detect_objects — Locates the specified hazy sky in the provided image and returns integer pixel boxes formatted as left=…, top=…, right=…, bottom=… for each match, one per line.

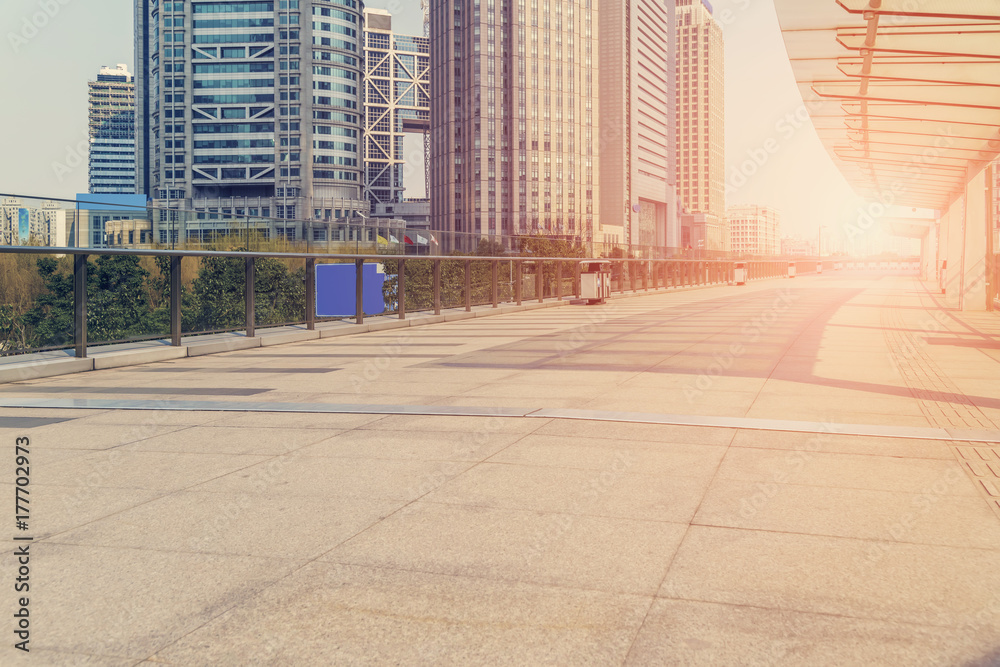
left=0, top=0, right=892, bottom=250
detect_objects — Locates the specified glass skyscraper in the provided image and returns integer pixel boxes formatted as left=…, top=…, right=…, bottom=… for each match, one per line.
left=135, top=0, right=368, bottom=243
left=89, top=64, right=137, bottom=195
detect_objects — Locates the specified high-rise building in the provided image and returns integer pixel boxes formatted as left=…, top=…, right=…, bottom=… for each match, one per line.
left=429, top=0, right=602, bottom=251
left=1, top=199, right=67, bottom=247
left=676, top=0, right=725, bottom=252
left=727, top=204, right=780, bottom=256
left=135, top=0, right=368, bottom=243
left=599, top=0, right=678, bottom=251
left=89, top=64, right=137, bottom=195
left=362, top=9, right=430, bottom=207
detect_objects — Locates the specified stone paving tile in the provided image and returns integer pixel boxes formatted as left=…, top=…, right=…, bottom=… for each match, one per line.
left=0, top=542, right=303, bottom=660
left=69, top=410, right=227, bottom=426
left=694, top=478, right=1000, bottom=550
left=0, top=481, right=166, bottom=539
left=127, top=425, right=341, bottom=456
left=0, top=648, right=139, bottom=666
left=625, top=598, right=990, bottom=667
left=50, top=490, right=401, bottom=560
left=190, top=454, right=474, bottom=501
left=715, top=446, right=977, bottom=495
left=16, top=423, right=193, bottom=451
left=205, top=411, right=386, bottom=429
left=151, top=563, right=649, bottom=666
left=424, top=462, right=711, bottom=523
left=357, top=414, right=548, bottom=434
left=659, top=526, right=1000, bottom=627
left=36, top=450, right=268, bottom=491
left=324, top=501, right=686, bottom=595
left=296, top=428, right=525, bottom=462
left=489, top=434, right=726, bottom=478
left=533, top=419, right=737, bottom=446
left=729, top=429, right=953, bottom=459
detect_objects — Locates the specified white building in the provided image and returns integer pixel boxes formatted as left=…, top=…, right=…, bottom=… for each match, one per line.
left=89, top=64, right=137, bottom=195
left=728, top=204, right=780, bottom=256
left=1, top=199, right=67, bottom=247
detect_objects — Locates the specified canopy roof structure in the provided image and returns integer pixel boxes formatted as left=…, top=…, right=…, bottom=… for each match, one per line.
left=774, top=0, right=1000, bottom=212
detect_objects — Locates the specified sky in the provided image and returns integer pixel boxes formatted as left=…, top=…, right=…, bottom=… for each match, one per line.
left=0, top=0, right=906, bottom=253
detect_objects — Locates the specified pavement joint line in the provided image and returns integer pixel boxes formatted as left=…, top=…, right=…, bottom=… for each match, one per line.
left=4, top=397, right=1000, bottom=444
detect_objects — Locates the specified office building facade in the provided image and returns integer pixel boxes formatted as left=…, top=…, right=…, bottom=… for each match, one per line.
left=727, top=204, right=780, bottom=256
left=1, top=199, right=67, bottom=247
left=676, top=0, right=725, bottom=251
left=429, top=0, right=602, bottom=250
left=135, top=0, right=368, bottom=243
left=89, top=64, right=137, bottom=195
left=362, top=8, right=430, bottom=207
left=599, top=0, right=678, bottom=251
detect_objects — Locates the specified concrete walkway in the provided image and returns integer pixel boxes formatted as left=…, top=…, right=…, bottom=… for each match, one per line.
left=2, top=273, right=999, bottom=665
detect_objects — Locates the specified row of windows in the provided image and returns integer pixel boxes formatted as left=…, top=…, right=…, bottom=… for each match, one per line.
left=194, top=139, right=275, bottom=149
left=313, top=65, right=356, bottom=80
left=312, top=36, right=356, bottom=52
left=311, top=6, right=355, bottom=22
left=192, top=93, right=274, bottom=104
left=313, top=96, right=356, bottom=109
left=312, top=22, right=356, bottom=37
left=313, top=140, right=355, bottom=151
left=193, top=154, right=274, bottom=164
left=193, top=2, right=273, bottom=13
left=313, top=169, right=358, bottom=181
left=314, top=81, right=355, bottom=94
left=193, top=33, right=273, bottom=44
left=193, top=18, right=273, bottom=29
left=193, top=78, right=274, bottom=89
left=313, top=155, right=357, bottom=166
left=314, top=124, right=356, bottom=137
left=194, top=61, right=274, bottom=73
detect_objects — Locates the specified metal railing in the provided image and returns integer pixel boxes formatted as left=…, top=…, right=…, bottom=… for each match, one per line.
left=0, top=245, right=797, bottom=358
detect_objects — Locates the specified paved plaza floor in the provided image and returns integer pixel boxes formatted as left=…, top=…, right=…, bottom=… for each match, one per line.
left=2, top=273, right=1000, bottom=665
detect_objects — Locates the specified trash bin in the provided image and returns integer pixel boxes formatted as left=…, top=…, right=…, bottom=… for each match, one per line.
left=580, top=260, right=612, bottom=304
left=817, top=262, right=824, bottom=274
left=734, top=262, right=747, bottom=286
left=788, top=261, right=797, bottom=279
left=835, top=262, right=843, bottom=271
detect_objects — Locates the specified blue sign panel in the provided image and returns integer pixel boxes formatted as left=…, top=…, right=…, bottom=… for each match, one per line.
left=316, top=263, right=386, bottom=318
left=17, top=209, right=30, bottom=244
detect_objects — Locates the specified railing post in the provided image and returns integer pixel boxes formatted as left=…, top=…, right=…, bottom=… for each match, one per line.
left=305, top=257, right=316, bottom=330
left=398, top=258, right=406, bottom=319
left=245, top=256, right=256, bottom=337
left=170, top=254, right=182, bottom=346
left=491, top=260, right=499, bottom=308
left=355, top=258, right=364, bottom=325
left=631, top=261, right=637, bottom=292
left=515, top=260, right=522, bottom=305
left=536, top=260, right=544, bottom=303
left=556, top=261, right=563, bottom=300
left=73, top=253, right=88, bottom=358
left=644, top=261, right=649, bottom=291
left=465, top=259, right=472, bottom=311
left=574, top=261, right=582, bottom=298
left=433, top=259, right=442, bottom=315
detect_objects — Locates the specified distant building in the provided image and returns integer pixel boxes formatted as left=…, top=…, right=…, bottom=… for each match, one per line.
left=363, top=9, right=430, bottom=207
left=676, top=0, right=726, bottom=251
left=134, top=0, right=369, bottom=243
left=599, top=0, right=678, bottom=250
left=728, top=205, right=780, bottom=256
left=72, top=194, right=151, bottom=248
left=88, top=64, right=136, bottom=195
left=430, top=0, right=603, bottom=250
left=0, top=198, right=67, bottom=247
left=781, top=236, right=816, bottom=257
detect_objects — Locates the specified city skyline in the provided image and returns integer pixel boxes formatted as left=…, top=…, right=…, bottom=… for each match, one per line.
left=0, top=0, right=887, bottom=250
